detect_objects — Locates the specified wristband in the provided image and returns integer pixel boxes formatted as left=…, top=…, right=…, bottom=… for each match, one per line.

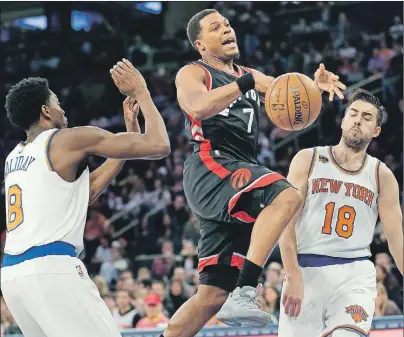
left=236, top=73, right=255, bottom=94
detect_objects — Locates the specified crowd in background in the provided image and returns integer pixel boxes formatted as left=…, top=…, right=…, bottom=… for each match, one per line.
left=1, top=2, right=403, bottom=334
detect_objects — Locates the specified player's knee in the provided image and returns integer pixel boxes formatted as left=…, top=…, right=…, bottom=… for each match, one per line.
left=330, top=329, right=362, bottom=337
left=195, top=286, right=228, bottom=314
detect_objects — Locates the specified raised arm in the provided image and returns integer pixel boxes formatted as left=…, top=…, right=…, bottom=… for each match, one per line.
left=88, top=97, right=140, bottom=205
left=278, top=148, right=314, bottom=317
left=49, top=59, right=170, bottom=182
left=377, top=162, right=403, bottom=275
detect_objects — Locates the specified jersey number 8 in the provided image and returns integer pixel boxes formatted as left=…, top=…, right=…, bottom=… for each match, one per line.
left=321, top=202, right=356, bottom=239
left=7, top=185, right=24, bottom=232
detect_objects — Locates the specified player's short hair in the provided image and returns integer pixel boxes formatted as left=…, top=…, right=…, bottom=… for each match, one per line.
left=186, top=9, right=218, bottom=48
left=345, top=89, right=386, bottom=126
left=5, top=77, right=51, bottom=130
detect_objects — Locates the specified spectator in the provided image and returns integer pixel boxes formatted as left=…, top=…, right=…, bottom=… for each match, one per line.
left=84, top=209, right=110, bottom=262
left=167, top=280, right=188, bottom=316
left=171, top=267, right=194, bottom=298
left=259, top=285, right=281, bottom=321
left=152, top=280, right=174, bottom=316
left=374, top=283, right=402, bottom=316
left=112, top=290, right=142, bottom=329
left=265, top=262, right=283, bottom=292
left=151, top=240, right=177, bottom=279
left=93, top=275, right=110, bottom=297
left=389, top=16, right=404, bottom=41
left=135, top=293, right=169, bottom=329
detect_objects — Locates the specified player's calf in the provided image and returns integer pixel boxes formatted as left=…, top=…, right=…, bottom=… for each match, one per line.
left=163, top=285, right=228, bottom=337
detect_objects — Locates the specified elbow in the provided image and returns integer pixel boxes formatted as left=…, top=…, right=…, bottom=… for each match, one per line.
left=152, top=141, right=171, bottom=159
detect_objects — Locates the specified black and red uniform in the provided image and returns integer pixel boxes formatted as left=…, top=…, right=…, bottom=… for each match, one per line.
left=181, top=60, right=292, bottom=291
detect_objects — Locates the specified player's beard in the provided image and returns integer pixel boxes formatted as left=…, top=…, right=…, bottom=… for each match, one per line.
left=342, top=131, right=372, bottom=150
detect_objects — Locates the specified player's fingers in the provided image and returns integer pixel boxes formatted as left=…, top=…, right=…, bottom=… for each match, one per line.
left=334, top=87, right=344, bottom=100
left=286, top=300, right=296, bottom=316
left=331, top=74, right=339, bottom=81
left=329, top=84, right=335, bottom=101
left=112, top=64, right=124, bottom=75
left=319, top=63, right=325, bottom=74
left=123, top=97, right=130, bottom=105
left=122, top=58, right=135, bottom=70
left=293, top=302, right=302, bottom=317
left=337, top=81, right=347, bottom=90
left=118, top=61, right=131, bottom=72
left=133, top=103, right=140, bottom=112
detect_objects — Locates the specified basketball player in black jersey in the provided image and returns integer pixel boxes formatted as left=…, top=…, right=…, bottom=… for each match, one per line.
left=161, top=9, right=346, bottom=336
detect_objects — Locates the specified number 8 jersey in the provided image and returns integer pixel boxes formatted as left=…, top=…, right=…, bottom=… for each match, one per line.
left=296, top=146, right=380, bottom=258
left=3, top=129, right=89, bottom=256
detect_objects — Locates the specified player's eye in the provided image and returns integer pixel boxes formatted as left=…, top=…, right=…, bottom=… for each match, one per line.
left=213, top=26, right=219, bottom=31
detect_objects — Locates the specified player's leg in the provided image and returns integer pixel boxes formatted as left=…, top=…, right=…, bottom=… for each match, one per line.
left=10, top=258, right=121, bottom=337
left=278, top=266, right=324, bottom=337
left=163, top=265, right=238, bottom=337
left=1, top=279, right=47, bottom=337
left=218, top=179, right=303, bottom=326
left=319, top=261, right=376, bottom=337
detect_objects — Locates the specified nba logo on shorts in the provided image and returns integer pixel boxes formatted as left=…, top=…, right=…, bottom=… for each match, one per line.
left=76, top=265, right=84, bottom=277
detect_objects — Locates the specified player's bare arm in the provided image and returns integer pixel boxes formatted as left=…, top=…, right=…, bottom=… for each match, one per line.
left=176, top=64, right=243, bottom=121
left=377, top=162, right=403, bottom=275
left=49, top=59, right=170, bottom=182
left=88, top=97, right=140, bottom=205
left=278, top=148, right=313, bottom=317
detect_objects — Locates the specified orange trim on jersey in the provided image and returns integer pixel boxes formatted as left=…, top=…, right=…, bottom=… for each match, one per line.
left=375, top=160, right=381, bottom=194
left=308, top=147, right=317, bottom=178
left=44, top=129, right=60, bottom=171
left=228, top=172, right=286, bottom=222
left=328, top=146, right=368, bottom=175
left=193, top=63, right=212, bottom=91
left=321, top=324, right=370, bottom=337
left=200, top=60, right=243, bottom=78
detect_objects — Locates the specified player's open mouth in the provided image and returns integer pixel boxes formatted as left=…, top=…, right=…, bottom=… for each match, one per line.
left=222, top=37, right=237, bottom=48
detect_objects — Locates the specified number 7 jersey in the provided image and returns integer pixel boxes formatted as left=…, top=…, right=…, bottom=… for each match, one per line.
left=296, top=146, right=380, bottom=258
left=3, top=129, right=89, bottom=256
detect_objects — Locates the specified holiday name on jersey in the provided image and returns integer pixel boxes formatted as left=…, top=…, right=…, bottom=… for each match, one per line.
left=4, top=156, right=36, bottom=179
left=311, top=178, right=375, bottom=207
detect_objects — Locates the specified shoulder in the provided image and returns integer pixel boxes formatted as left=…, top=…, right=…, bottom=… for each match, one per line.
left=292, top=148, right=317, bottom=164
left=378, top=161, right=397, bottom=186
left=176, top=63, right=206, bottom=83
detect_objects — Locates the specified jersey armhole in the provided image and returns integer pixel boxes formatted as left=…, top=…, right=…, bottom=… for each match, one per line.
left=45, top=129, right=61, bottom=171
left=308, top=147, right=317, bottom=178
left=375, top=160, right=381, bottom=194
left=192, top=63, right=212, bottom=91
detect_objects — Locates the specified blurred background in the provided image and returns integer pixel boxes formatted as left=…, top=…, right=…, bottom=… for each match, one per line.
left=0, top=1, right=403, bottom=336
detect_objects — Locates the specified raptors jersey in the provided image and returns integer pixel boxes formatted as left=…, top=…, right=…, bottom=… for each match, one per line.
left=3, top=129, right=89, bottom=256
left=181, top=60, right=261, bottom=164
left=296, top=146, right=380, bottom=258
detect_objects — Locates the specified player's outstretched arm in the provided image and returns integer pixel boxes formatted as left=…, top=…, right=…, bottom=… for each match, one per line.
left=278, top=148, right=313, bottom=317
left=88, top=97, right=140, bottom=205
left=176, top=64, right=273, bottom=121
left=377, top=163, right=403, bottom=275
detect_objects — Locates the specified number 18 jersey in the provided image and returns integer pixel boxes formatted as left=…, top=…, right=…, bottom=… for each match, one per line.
left=296, top=146, right=380, bottom=258
left=3, top=129, right=89, bottom=256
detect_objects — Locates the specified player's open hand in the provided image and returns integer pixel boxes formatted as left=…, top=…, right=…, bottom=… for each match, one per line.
left=314, top=63, right=346, bottom=101
left=110, top=58, right=148, bottom=98
left=282, top=272, right=304, bottom=317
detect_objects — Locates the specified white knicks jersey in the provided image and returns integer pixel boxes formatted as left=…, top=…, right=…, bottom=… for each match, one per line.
left=4, top=129, right=89, bottom=255
left=296, top=146, right=380, bottom=258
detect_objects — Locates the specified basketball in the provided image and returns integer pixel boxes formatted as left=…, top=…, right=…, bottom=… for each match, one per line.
left=264, top=73, right=322, bottom=131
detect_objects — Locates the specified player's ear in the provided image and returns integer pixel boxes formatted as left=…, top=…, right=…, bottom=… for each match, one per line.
left=41, top=105, right=52, bottom=119
left=373, top=126, right=381, bottom=138
left=194, top=40, right=205, bottom=52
